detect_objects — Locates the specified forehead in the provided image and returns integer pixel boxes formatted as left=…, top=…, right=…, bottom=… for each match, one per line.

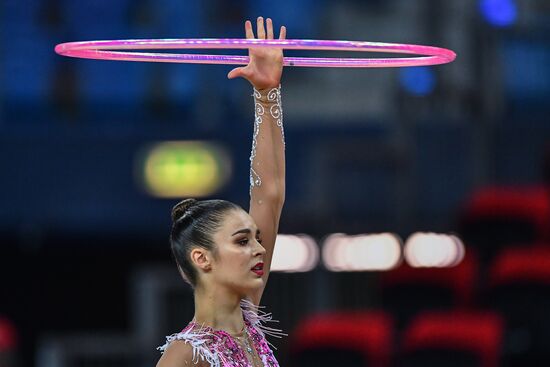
left=221, top=209, right=257, bottom=231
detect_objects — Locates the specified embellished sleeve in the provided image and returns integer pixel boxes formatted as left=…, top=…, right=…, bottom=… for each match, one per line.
left=157, top=327, right=221, bottom=367
left=248, top=84, right=285, bottom=196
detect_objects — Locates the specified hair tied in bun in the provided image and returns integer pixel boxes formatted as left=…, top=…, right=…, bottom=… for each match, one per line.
left=171, top=198, right=197, bottom=222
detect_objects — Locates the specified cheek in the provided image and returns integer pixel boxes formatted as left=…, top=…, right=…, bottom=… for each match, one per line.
left=219, top=248, right=250, bottom=269
left=235, top=250, right=251, bottom=268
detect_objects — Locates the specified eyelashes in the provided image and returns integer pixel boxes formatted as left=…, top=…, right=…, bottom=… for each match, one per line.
left=237, top=237, right=263, bottom=246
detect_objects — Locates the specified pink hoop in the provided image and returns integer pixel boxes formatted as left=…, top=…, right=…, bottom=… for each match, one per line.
left=55, top=38, right=456, bottom=68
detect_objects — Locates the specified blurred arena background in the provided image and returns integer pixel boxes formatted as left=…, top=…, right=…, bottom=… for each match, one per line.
left=1, top=0, right=550, bottom=366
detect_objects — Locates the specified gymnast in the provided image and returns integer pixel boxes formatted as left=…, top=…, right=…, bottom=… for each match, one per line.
left=51, top=12, right=458, bottom=367
left=156, top=17, right=287, bottom=367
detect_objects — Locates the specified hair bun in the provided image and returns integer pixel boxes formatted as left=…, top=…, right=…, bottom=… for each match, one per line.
left=171, top=198, right=197, bottom=222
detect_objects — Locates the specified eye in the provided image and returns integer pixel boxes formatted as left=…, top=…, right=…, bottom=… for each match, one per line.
left=237, top=238, right=249, bottom=246
left=256, top=236, right=263, bottom=244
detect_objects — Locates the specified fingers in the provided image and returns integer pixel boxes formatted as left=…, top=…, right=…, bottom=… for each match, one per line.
left=266, top=18, right=274, bottom=39
left=256, top=17, right=266, bottom=39
left=247, top=17, right=283, bottom=40
left=279, top=25, right=286, bottom=40
left=245, top=20, right=255, bottom=39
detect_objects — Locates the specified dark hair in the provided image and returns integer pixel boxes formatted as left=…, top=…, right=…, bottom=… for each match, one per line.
left=170, top=198, right=241, bottom=288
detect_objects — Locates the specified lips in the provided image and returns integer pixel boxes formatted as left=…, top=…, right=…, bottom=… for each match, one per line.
left=251, top=262, right=264, bottom=276
left=251, top=262, right=264, bottom=270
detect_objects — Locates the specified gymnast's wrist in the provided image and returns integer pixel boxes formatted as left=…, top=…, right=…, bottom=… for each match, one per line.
left=253, top=84, right=282, bottom=103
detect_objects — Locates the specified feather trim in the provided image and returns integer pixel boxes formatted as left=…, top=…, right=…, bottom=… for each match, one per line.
left=240, top=298, right=288, bottom=350
left=157, top=325, right=221, bottom=367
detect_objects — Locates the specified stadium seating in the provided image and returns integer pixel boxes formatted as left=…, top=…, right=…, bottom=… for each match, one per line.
left=0, top=317, right=17, bottom=367
left=290, top=310, right=393, bottom=367
left=458, top=186, right=550, bottom=261
left=380, top=251, right=478, bottom=327
left=397, top=311, right=503, bottom=367
left=484, top=246, right=550, bottom=365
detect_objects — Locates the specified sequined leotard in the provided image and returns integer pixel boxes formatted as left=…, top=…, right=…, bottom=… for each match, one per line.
left=158, top=299, right=286, bottom=367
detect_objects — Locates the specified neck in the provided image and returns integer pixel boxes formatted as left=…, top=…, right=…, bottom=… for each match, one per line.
left=192, top=284, right=246, bottom=336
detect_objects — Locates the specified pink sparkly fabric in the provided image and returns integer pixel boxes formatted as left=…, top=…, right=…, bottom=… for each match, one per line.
left=158, top=299, right=286, bottom=367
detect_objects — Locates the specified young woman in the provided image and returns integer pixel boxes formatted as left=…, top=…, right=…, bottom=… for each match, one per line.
left=156, top=17, right=287, bottom=367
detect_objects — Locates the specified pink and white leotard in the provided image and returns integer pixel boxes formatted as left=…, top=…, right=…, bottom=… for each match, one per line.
left=158, top=299, right=286, bottom=367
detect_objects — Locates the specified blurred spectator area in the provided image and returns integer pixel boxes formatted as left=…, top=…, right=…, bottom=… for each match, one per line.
left=1, top=0, right=549, bottom=132
left=2, top=1, right=550, bottom=367
left=1, top=0, right=327, bottom=123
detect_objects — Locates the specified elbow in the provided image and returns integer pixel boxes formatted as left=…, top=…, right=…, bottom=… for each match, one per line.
left=275, top=189, right=286, bottom=210
left=264, top=182, right=285, bottom=208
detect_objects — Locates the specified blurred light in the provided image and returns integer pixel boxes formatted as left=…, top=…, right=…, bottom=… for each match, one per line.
left=271, top=234, right=319, bottom=272
left=136, top=141, right=231, bottom=198
left=399, top=66, right=436, bottom=96
left=322, top=233, right=347, bottom=271
left=404, top=232, right=465, bottom=268
left=323, top=233, right=402, bottom=272
left=479, top=0, right=517, bottom=27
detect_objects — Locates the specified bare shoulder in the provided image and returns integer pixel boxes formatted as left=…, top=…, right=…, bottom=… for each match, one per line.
left=156, top=340, right=208, bottom=367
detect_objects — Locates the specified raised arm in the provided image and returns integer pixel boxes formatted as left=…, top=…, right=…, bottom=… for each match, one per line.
left=227, top=17, right=286, bottom=306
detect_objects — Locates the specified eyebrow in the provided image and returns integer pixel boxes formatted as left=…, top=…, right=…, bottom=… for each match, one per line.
left=231, top=228, right=261, bottom=236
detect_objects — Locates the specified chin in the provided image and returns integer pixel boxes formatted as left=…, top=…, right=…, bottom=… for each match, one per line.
left=228, top=279, right=263, bottom=295
left=240, top=278, right=264, bottom=293
left=251, top=278, right=265, bottom=286
left=246, top=277, right=264, bottom=287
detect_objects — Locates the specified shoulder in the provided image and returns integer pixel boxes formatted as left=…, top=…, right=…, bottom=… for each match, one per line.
left=156, top=340, right=204, bottom=367
left=157, top=327, right=221, bottom=367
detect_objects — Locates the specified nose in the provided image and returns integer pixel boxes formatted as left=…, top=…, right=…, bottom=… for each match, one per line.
left=254, top=239, right=266, bottom=256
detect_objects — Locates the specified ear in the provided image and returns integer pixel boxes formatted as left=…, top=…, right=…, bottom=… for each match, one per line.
left=190, top=248, right=212, bottom=271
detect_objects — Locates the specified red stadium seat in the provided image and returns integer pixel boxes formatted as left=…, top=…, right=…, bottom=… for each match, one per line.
left=488, top=246, right=550, bottom=287
left=380, top=251, right=478, bottom=327
left=289, top=311, right=393, bottom=367
left=0, top=317, right=17, bottom=352
left=0, top=317, right=17, bottom=367
left=459, top=186, right=550, bottom=260
left=399, top=311, right=504, bottom=367
left=484, top=246, right=550, bottom=365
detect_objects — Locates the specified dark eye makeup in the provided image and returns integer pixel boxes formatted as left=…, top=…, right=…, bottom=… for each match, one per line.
left=236, top=235, right=262, bottom=246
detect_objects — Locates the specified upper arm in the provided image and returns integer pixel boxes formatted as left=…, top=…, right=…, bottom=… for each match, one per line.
left=156, top=340, right=199, bottom=367
left=248, top=195, right=284, bottom=306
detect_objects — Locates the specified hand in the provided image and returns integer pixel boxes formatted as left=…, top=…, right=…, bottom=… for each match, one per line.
left=227, top=17, right=286, bottom=90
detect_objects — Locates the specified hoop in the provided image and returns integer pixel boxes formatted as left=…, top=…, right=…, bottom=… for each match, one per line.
left=54, top=38, right=456, bottom=68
